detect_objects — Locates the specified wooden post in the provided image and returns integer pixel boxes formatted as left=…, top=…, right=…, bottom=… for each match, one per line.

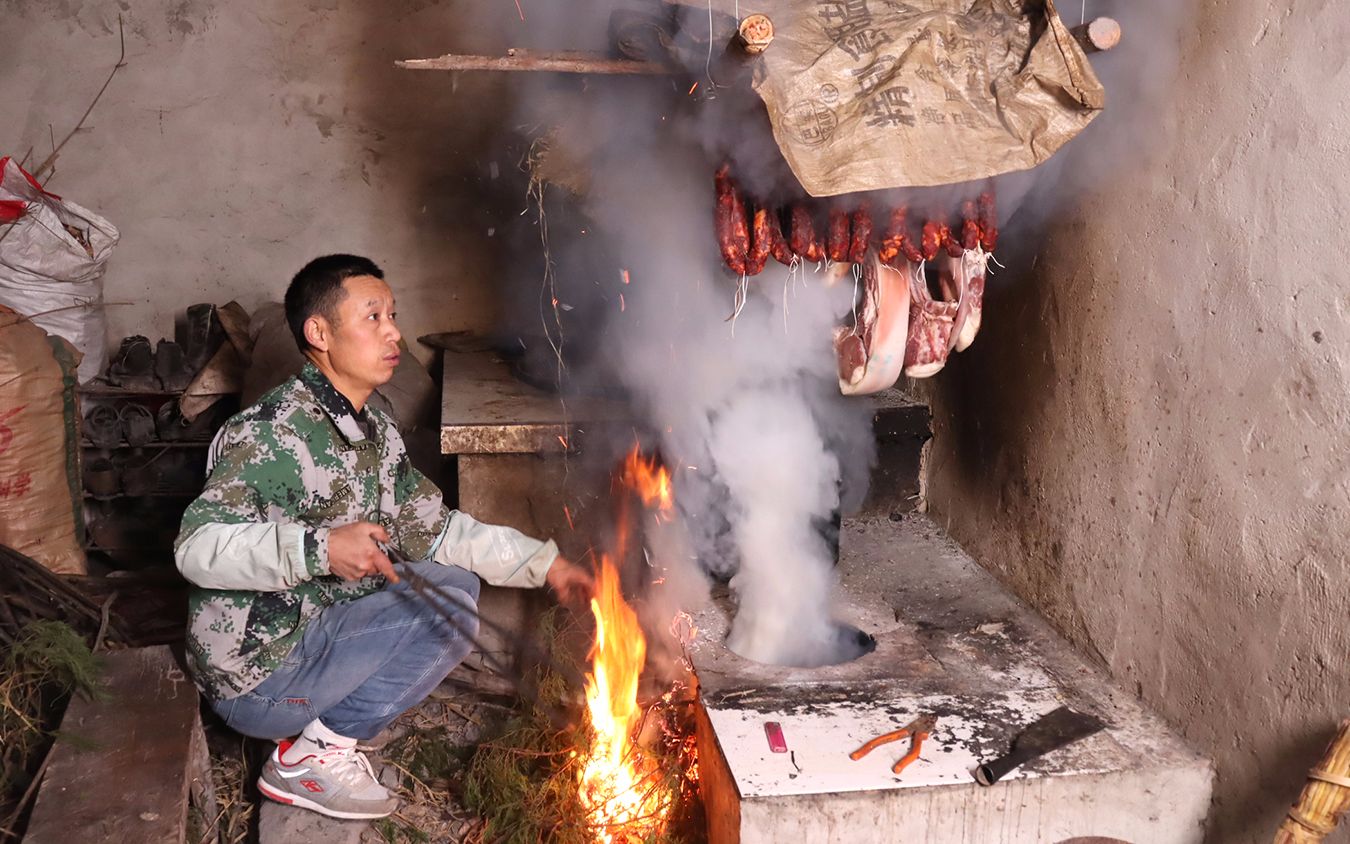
left=1274, top=720, right=1350, bottom=843
left=1070, top=17, right=1121, bottom=53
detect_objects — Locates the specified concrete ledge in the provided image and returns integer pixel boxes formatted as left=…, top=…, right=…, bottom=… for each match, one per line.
left=689, top=515, right=1214, bottom=844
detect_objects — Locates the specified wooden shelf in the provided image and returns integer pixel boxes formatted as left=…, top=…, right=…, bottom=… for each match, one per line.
left=81, top=439, right=211, bottom=449
left=84, top=490, right=199, bottom=501
left=78, top=383, right=182, bottom=397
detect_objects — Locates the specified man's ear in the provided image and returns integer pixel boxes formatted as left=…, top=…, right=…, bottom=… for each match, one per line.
left=304, top=314, right=331, bottom=352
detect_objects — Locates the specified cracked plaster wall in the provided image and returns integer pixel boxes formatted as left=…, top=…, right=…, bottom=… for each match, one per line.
left=0, top=0, right=531, bottom=359
left=921, top=2, right=1349, bottom=841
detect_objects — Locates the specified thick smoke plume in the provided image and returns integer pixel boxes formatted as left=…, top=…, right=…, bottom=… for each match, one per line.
left=533, top=81, right=874, bottom=667
left=484, top=14, right=876, bottom=666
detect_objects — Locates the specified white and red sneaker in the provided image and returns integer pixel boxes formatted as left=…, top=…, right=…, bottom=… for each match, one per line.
left=256, top=739, right=398, bottom=819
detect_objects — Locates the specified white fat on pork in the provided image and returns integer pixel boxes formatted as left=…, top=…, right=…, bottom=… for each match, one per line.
left=835, top=253, right=911, bottom=395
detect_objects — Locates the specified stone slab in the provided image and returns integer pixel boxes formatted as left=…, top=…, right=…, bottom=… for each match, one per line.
left=258, top=800, right=369, bottom=844
left=439, top=350, right=630, bottom=455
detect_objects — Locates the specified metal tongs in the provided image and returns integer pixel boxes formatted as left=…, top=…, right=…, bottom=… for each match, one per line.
left=377, top=540, right=578, bottom=726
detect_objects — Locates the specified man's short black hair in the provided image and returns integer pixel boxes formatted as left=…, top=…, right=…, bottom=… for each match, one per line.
left=284, top=254, right=384, bottom=352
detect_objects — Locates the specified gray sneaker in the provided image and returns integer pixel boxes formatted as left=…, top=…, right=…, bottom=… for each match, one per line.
left=256, top=740, right=399, bottom=820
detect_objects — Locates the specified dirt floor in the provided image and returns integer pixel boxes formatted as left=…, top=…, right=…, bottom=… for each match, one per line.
left=362, top=686, right=504, bottom=843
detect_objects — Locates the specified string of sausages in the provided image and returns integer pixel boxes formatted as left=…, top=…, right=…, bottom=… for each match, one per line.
left=714, top=162, right=998, bottom=275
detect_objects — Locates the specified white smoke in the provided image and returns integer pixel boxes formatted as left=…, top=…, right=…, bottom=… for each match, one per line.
left=476, top=0, right=1190, bottom=668
left=708, top=383, right=848, bottom=665
left=503, top=65, right=876, bottom=667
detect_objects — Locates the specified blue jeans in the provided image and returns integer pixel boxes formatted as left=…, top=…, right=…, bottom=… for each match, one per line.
left=211, top=561, right=481, bottom=741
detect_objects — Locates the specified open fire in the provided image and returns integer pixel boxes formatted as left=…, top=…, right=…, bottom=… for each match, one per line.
left=577, top=556, right=673, bottom=841
left=575, top=448, right=689, bottom=842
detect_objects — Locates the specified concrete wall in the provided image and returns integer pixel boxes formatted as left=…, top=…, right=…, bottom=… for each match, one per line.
left=1, top=0, right=535, bottom=361
left=922, top=2, right=1350, bottom=841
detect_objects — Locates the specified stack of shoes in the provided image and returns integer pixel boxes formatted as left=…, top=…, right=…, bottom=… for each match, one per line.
left=107, top=336, right=157, bottom=390
left=106, top=305, right=223, bottom=392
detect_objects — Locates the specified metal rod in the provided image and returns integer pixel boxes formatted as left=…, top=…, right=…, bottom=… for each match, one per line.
left=390, top=560, right=578, bottom=727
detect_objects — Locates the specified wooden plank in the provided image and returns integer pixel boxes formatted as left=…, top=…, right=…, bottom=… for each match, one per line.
left=695, top=700, right=741, bottom=844
left=397, top=49, right=669, bottom=75
left=439, top=350, right=631, bottom=455
left=24, top=646, right=201, bottom=844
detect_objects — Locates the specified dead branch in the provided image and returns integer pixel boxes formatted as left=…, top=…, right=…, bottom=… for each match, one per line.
left=32, top=14, right=128, bottom=181
left=396, top=48, right=670, bottom=75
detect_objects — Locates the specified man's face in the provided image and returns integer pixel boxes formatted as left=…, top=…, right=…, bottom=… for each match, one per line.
left=319, top=274, right=401, bottom=394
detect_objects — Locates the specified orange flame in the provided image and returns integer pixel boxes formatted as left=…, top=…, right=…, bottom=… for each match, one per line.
left=575, top=447, right=680, bottom=841
left=578, top=557, right=672, bottom=840
left=622, top=449, right=673, bottom=512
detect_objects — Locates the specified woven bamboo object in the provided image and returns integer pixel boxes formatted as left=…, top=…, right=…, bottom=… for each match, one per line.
left=1275, top=719, right=1350, bottom=843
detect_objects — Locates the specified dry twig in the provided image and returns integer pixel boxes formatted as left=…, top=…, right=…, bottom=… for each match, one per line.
left=32, top=15, right=127, bottom=180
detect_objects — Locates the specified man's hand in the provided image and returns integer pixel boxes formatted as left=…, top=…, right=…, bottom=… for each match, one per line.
left=544, top=556, right=595, bottom=606
left=327, top=521, right=400, bottom=583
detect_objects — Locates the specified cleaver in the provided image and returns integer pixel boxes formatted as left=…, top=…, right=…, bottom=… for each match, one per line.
left=975, top=706, right=1107, bottom=786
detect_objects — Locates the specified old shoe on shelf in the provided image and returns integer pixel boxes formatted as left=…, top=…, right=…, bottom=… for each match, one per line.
left=119, top=452, right=160, bottom=497
left=180, top=304, right=224, bottom=375
left=120, top=404, right=156, bottom=447
left=157, top=396, right=235, bottom=443
left=84, top=404, right=122, bottom=447
left=83, top=457, right=118, bottom=498
left=154, top=339, right=192, bottom=392
left=107, top=335, right=158, bottom=390
left=155, top=400, right=188, bottom=442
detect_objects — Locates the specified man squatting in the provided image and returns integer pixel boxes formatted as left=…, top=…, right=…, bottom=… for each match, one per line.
left=174, top=254, right=594, bottom=819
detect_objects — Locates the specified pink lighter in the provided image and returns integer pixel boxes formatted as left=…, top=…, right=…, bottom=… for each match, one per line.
left=764, top=721, right=788, bottom=753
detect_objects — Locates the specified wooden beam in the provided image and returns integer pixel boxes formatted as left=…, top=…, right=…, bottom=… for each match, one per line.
left=396, top=48, right=671, bottom=75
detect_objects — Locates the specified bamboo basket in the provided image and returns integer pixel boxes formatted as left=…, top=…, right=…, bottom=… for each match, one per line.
left=1275, top=719, right=1350, bottom=843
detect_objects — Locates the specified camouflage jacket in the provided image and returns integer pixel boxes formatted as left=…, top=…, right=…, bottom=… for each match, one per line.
left=175, top=362, right=558, bottom=701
